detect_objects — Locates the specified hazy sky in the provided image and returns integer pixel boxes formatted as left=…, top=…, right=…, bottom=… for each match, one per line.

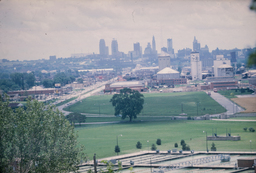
left=0, top=0, right=256, bottom=61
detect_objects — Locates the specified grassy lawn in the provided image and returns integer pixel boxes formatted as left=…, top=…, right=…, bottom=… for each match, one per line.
left=229, top=116, right=256, bottom=120
left=218, top=89, right=254, bottom=99
left=76, top=120, right=256, bottom=160
left=55, top=97, right=78, bottom=107
left=65, top=92, right=226, bottom=116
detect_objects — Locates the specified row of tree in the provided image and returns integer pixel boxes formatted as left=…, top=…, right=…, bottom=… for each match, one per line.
left=0, top=96, right=86, bottom=172
left=42, top=72, right=76, bottom=88
left=0, top=72, right=35, bottom=93
left=0, top=71, right=78, bottom=92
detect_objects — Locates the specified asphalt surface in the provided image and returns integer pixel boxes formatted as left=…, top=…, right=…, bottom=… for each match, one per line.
left=209, top=91, right=245, bottom=115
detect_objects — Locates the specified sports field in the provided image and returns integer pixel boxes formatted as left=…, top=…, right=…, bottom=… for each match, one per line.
left=65, top=91, right=226, bottom=116
left=76, top=119, right=256, bottom=160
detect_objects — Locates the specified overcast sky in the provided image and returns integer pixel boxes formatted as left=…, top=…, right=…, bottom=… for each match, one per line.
left=0, top=0, right=256, bottom=61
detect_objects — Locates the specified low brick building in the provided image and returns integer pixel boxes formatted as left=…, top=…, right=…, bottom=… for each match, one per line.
left=104, top=81, right=147, bottom=93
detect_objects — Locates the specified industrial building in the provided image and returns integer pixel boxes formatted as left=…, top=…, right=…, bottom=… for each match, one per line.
left=104, top=81, right=147, bottom=93
left=213, top=55, right=231, bottom=77
left=190, top=51, right=202, bottom=80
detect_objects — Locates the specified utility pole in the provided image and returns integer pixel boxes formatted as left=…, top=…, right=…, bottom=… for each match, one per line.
left=93, top=153, right=97, bottom=173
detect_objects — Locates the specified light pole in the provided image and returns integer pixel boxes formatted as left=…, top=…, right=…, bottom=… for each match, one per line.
left=203, top=131, right=208, bottom=152
left=116, top=134, right=122, bottom=155
left=147, top=140, right=149, bottom=153
left=250, top=140, right=252, bottom=152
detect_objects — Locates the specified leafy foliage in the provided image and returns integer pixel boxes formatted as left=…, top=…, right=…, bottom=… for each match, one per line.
left=175, top=143, right=178, bottom=148
left=115, top=145, right=120, bottom=153
left=0, top=95, right=86, bottom=173
left=180, top=139, right=185, bottom=146
left=211, top=142, right=217, bottom=151
left=136, top=141, right=142, bottom=149
left=243, top=127, right=248, bottom=131
left=42, top=79, right=54, bottom=88
left=181, top=140, right=190, bottom=151
left=249, top=127, right=255, bottom=132
left=151, top=144, right=157, bottom=151
left=156, top=138, right=161, bottom=145
left=66, top=112, right=86, bottom=126
left=110, top=88, right=144, bottom=121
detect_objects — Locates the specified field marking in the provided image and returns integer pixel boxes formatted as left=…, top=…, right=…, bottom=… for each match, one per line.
left=212, top=119, right=256, bottom=122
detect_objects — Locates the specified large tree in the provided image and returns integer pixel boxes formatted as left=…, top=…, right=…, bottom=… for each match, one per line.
left=110, top=88, right=144, bottom=122
left=0, top=96, right=86, bottom=173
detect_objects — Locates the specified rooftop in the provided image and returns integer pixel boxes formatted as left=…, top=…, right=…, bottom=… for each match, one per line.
left=157, top=67, right=179, bottom=74
left=110, top=81, right=144, bottom=88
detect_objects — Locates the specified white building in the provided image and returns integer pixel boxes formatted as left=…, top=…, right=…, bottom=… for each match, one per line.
left=190, top=52, right=202, bottom=80
left=158, top=51, right=171, bottom=71
left=213, top=55, right=231, bottom=77
left=217, top=65, right=234, bottom=77
left=157, top=67, right=180, bottom=80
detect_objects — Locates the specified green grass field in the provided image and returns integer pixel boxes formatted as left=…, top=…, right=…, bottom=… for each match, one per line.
left=64, top=92, right=226, bottom=117
left=218, top=89, right=254, bottom=99
left=55, top=97, right=78, bottom=107
left=76, top=119, right=256, bottom=160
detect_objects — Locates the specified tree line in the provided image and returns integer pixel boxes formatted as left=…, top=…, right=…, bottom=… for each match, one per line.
left=0, top=72, right=77, bottom=93
left=0, top=96, right=86, bottom=172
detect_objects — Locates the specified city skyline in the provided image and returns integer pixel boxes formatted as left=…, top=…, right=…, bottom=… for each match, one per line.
left=0, top=0, right=256, bottom=61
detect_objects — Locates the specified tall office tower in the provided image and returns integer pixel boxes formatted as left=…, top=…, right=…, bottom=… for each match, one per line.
left=134, top=42, right=140, bottom=52
left=152, top=36, right=156, bottom=53
left=193, top=36, right=200, bottom=52
left=144, top=43, right=152, bottom=55
left=167, top=38, right=174, bottom=54
left=191, top=51, right=202, bottom=80
left=99, top=39, right=106, bottom=55
left=111, top=39, right=118, bottom=56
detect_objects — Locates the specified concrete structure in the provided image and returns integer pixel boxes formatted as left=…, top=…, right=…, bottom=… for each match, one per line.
left=158, top=52, right=171, bottom=71
left=217, top=64, right=233, bottom=77
left=213, top=55, right=231, bottom=77
left=167, top=38, right=174, bottom=54
left=190, top=51, right=202, bottom=80
left=49, top=55, right=56, bottom=61
left=111, top=39, right=118, bottom=56
left=207, top=135, right=241, bottom=141
left=209, top=80, right=238, bottom=90
left=99, top=39, right=109, bottom=56
left=152, top=36, right=156, bottom=54
left=157, top=67, right=180, bottom=80
left=193, top=36, right=200, bottom=51
left=104, top=81, right=147, bottom=93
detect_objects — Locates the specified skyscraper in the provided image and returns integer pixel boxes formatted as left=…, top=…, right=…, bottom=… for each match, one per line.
left=99, top=39, right=106, bottom=55
left=193, top=36, right=200, bottom=52
left=167, top=38, right=174, bottom=54
left=152, top=36, right=156, bottom=53
left=111, top=39, right=118, bottom=56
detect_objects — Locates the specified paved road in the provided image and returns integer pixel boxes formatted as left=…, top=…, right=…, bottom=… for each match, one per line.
left=209, top=91, right=245, bottom=115
left=57, top=78, right=117, bottom=116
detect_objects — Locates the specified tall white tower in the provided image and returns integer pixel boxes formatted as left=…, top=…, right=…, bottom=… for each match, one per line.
left=158, top=51, right=170, bottom=71
left=191, top=52, right=202, bottom=80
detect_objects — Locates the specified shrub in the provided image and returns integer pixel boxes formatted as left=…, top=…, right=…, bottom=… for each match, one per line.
left=187, top=116, right=192, bottom=120
left=211, top=142, right=216, bottom=151
left=180, top=139, right=185, bottom=146
left=243, top=127, right=247, bottom=131
left=151, top=144, right=157, bottom=151
left=249, top=127, right=255, bottom=132
left=156, top=139, right=161, bottom=145
left=174, top=143, right=178, bottom=148
left=115, top=145, right=120, bottom=153
left=136, top=141, right=142, bottom=149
